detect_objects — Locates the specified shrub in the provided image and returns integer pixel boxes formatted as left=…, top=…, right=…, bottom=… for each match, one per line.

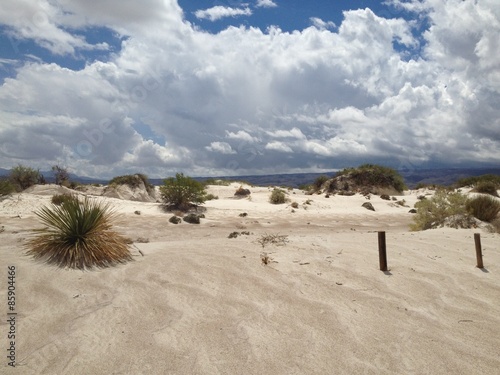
left=473, top=181, right=499, bottom=197
left=0, top=179, right=15, bottom=196
left=160, top=173, right=206, bottom=211
left=234, top=186, right=251, bottom=196
left=51, top=165, right=69, bottom=185
left=256, top=233, right=289, bottom=248
left=312, top=175, right=329, bottom=191
left=336, top=164, right=407, bottom=193
left=456, top=174, right=500, bottom=188
left=25, top=197, right=132, bottom=269
left=205, top=193, right=219, bottom=201
left=466, top=196, right=500, bottom=222
left=269, top=189, right=286, bottom=204
left=410, top=189, right=470, bottom=230
left=51, top=193, right=78, bottom=206
left=109, top=174, right=154, bottom=195
left=291, top=202, right=299, bottom=209
left=9, top=165, right=43, bottom=191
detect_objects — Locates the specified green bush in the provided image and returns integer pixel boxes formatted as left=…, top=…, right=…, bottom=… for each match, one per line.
left=473, top=181, right=499, bottom=197
left=456, top=174, right=500, bottom=188
left=25, top=197, right=132, bottom=269
left=269, top=189, right=286, bottom=204
left=9, top=165, right=43, bottom=191
left=312, top=175, right=329, bottom=191
left=336, top=164, right=407, bottom=193
left=0, top=179, right=15, bottom=196
left=410, top=189, right=470, bottom=230
left=466, top=195, right=500, bottom=222
left=51, top=193, right=78, bottom=206
left=205, top=193, right=219, bottom=201
left=160, top=173, right=207, bottom=211
left=109, top=174, right=154, bottom=195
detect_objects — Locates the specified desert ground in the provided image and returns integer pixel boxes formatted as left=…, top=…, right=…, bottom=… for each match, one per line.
left=1, top=183, right=499, bottom=374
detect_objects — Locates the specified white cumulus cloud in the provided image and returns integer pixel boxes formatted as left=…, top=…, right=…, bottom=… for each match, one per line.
left=194, top=6, right=252, bottom=22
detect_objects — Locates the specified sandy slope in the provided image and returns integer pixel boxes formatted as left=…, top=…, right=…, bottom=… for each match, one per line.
left=0, top=184, right=499, bottom=374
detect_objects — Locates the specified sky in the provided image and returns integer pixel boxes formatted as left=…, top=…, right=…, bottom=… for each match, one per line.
left=0, top=0, right=499, bottom=179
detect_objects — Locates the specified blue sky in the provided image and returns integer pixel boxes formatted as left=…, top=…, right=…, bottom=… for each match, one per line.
left=0, top=0, right=499, bottom=178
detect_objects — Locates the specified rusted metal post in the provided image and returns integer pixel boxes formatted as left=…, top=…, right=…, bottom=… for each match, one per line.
left=474, top=233, right=484, bottom=269
left=378, top=231, right=387, bottom=271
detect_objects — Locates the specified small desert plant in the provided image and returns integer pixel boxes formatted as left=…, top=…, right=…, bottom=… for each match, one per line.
left=466, top=195, right=500, bottom=222
left=291, top=202, right=299, bottom=209
left=0, top=179, right=15, bottom=196
left=109, top=174, right=154, bottom=195
left=51, top=165, right=69, bottom=185
left=51, top=193, right=78, bottom=206
left=269, top=189, right=286, bottom=204
left=9, top=165, right=43, bottom=191
left=234, top=186, right=251, bottom=196
left=205, top=193, right=219, bottom=201
left=25, top=197, right=132, bottom=269
left=410, top=189, right=470, bottom=230
left=160, top=173, right=207, bottom=211
left=472, top=181, right=499, bottom=197
left=256, top=233, right=289, bottom=248
left=260, top=252, right=271, bottom=265
left=312, top=175, right=329, bottom=191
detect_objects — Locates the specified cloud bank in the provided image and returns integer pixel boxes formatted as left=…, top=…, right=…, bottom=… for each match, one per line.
left=0, top=0, right=499, bottom=178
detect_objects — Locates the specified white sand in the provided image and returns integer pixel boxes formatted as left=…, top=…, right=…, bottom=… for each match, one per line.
left=1, top=184, right=499, bottom=374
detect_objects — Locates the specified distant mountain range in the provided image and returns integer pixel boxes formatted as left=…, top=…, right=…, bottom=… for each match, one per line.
left=1, top=167, right=500, bottom=189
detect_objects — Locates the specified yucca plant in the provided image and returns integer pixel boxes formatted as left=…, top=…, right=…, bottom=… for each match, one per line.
left=26, top=197, right=132, bottom=269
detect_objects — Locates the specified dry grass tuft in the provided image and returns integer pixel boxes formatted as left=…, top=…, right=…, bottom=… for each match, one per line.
left=256, top=233, right=289, bottom=248
left=25, top=197, right=132, bottom=270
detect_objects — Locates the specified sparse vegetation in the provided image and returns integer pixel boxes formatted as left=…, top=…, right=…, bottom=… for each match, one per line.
left=410, top=189, right=470, bottom=230
left=291, top=202, right=299, bottom=209
left=9, top=165, right=43, bottom=191
left=312, top=175, right=329, bottom=191
left=472, top=181, right=499, bottom=197
left=205, top=193, right=219, bottom=201
left=109, top=174, right=154, bottom=195
left=256, top=233, right=289, bottom=248
left=336, top=164, right=407, bottom=193
left=466, top=195, right=500, bottom=222
left=269, top=189, right=286, bottom=204
left=51, top=193, right=78, bottom=206
left=51, top=165, right=69, bottom=186
left=25, top=197, right=132, bottom=269
left=456, top=174, right=500, bottom=188
left=0, top=179, right=15, bottom=196
left=260, top=252, right=271, bottom=265
left=183, top=213, right=202, bottom=224
left=160, top=173, right=207, bottom=211
left=234, top=186, right=251, bottom=197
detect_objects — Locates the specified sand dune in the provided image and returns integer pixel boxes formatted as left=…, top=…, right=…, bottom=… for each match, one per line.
left=1, top=184, right=499, bottom=374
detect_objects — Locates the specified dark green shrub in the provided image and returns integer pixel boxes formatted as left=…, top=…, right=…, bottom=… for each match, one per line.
left=0, top=179, right=15, bottom=196
left=466, top=196, right=500, bottom=222
left=51, top=193, right=78, bottom=206
left=25, top=197, right=132, bottom=269
left=109, top=174, right=154, bottom=195
left=160, top=173, right=207, bottom=211
left=9, top=165, right=43, bottom=191
left=312, top=175, right=329, bottom=191
left=473, top=181, right=499, bottom=197
left=269, top=189, right=286, bottom=204
left=410, top=189, right=470, bottom=230
left=205, top=193, right=219, bottom=201
left=456, top=174, right=500, bottom=188
left=336, top=164, right=407, bottom=193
